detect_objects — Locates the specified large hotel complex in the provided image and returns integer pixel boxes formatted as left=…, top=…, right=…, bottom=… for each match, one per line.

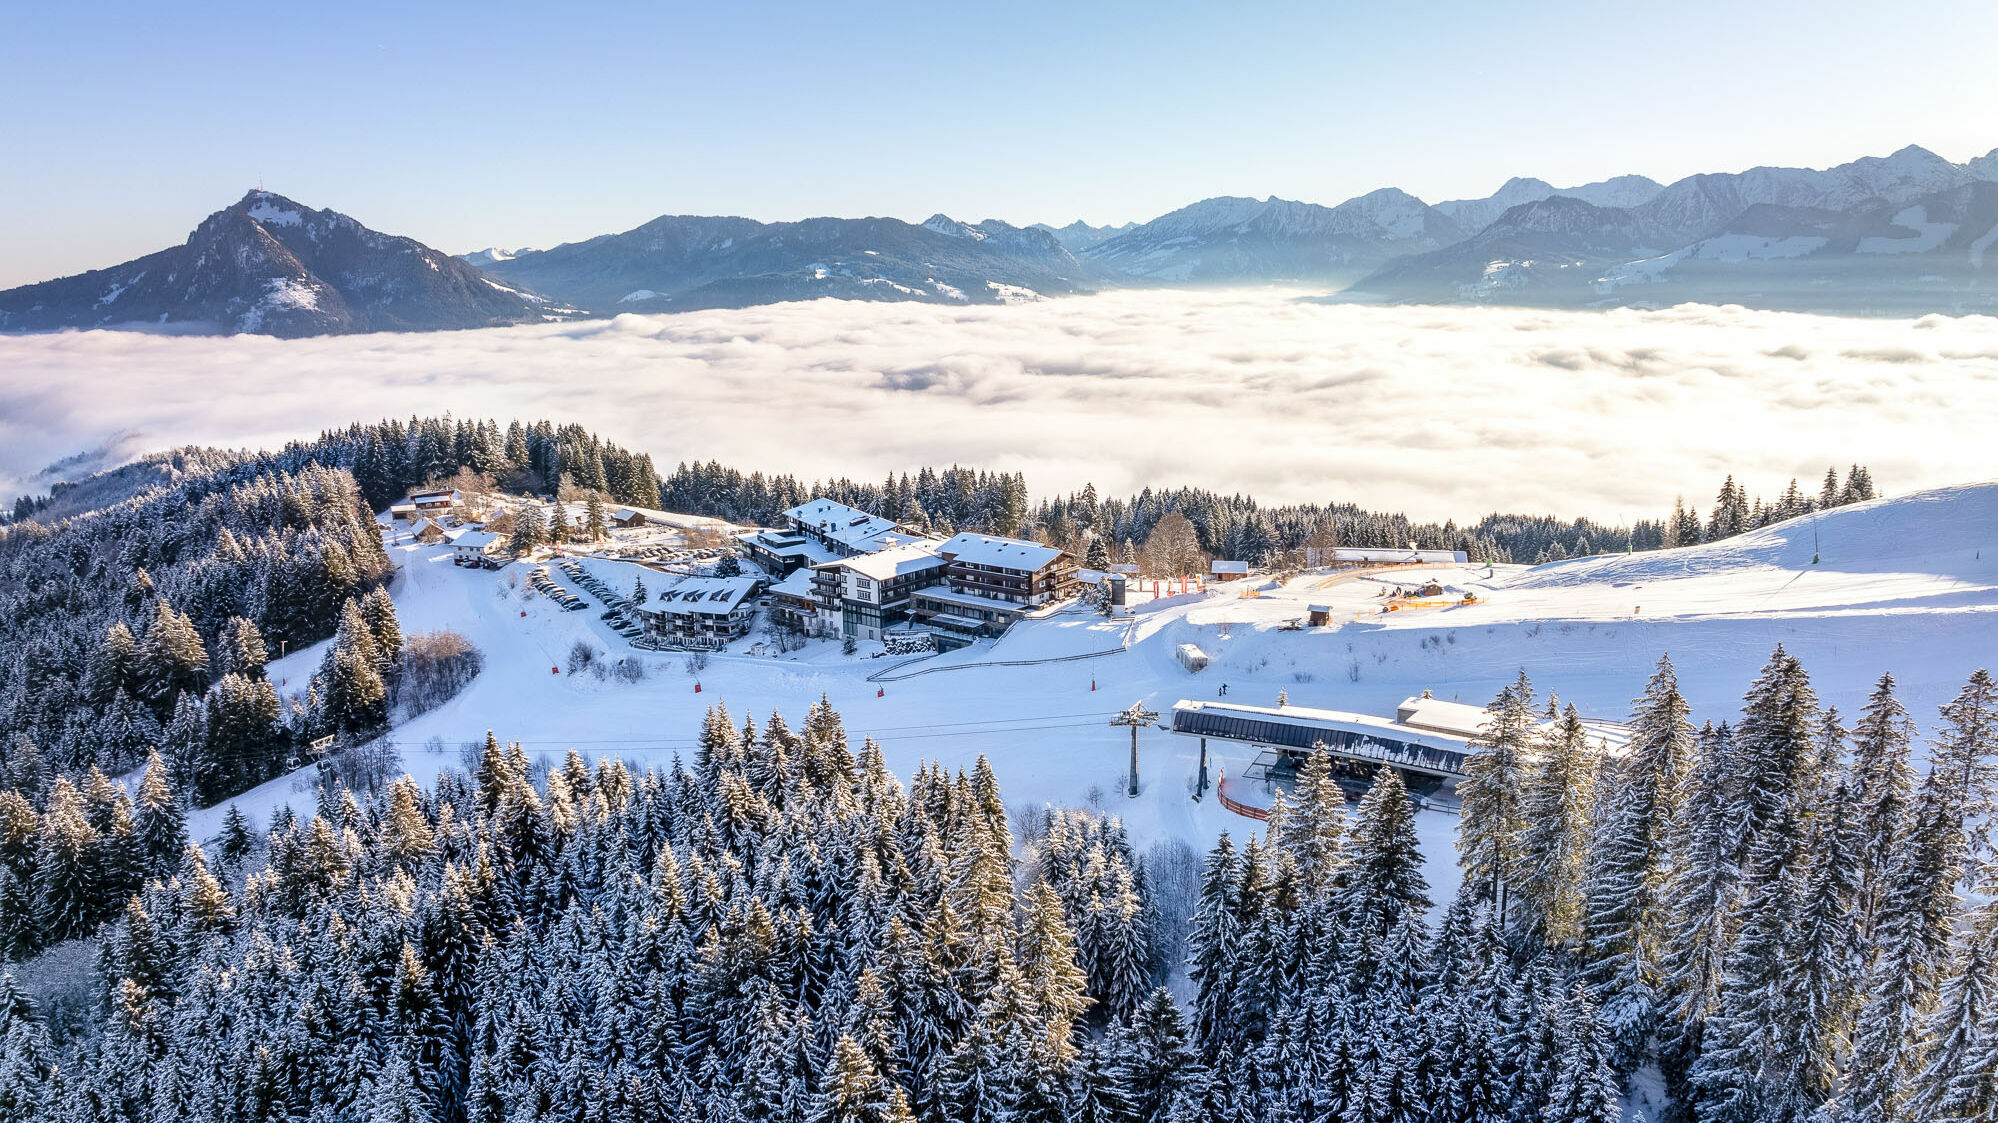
left=743, top=498, right=1081, bottom=647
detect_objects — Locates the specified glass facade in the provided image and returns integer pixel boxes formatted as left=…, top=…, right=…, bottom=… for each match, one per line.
left=1171, top=708, right=1469, bottom=776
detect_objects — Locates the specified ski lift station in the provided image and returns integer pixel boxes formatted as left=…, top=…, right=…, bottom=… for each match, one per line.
left=1170, top=694, right=1628, bottom=799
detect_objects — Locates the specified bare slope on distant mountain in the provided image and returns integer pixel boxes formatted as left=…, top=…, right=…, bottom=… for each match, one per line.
left=0, top=191, right=553, bottom=337
left=1078, top=190, right=1464, bottom=286
left=478, top=212, right=1089, bottom=313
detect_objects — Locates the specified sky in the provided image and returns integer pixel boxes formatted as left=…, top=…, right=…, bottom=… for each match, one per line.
left=3, top=291, right=1993, bottom=524
left=3, top=0, right=1997, bottom=289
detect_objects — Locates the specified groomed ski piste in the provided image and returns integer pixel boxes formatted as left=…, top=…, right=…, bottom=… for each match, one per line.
left=199, top=481, right=1998, bottom=921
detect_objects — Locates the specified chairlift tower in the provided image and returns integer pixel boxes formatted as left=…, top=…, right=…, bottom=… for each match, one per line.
left=1112, top=700, right=1159, bottom=797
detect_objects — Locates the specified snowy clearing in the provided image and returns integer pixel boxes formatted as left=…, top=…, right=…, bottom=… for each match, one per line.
left=198, top=481, right=1998, bottom=917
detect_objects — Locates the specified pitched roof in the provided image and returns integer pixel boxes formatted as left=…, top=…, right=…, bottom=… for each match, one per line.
left=767, top=568, right=820, bottom=599
left=642, top=576, right=758, bottom=615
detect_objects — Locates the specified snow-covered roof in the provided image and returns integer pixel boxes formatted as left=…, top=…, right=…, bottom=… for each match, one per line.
left=784, top=498, right=911, bottom=552
left=1394, top=696, right=1493, bottom=739
left=449, top=530, right=502, bottom=550
left=1322, top=547, right=1469, bottom=565
left=1169, top=699, right=1479, bottom=777
left=410, top=489, right=461, bottom=503
left=767, top=569, right=820, bottom=599
left=738, top=528, right=840, bottom=564
left=411, top=517, right=445, bottom=534
left=835, top=543, right=946, bottom=581
left=611, top=508, right=645, bottom=522
left=938, top=532, right=1067, bottom=572
left=1393, top=694, right=1632, bottom=754
left=642, top=576, right=759, bottom=616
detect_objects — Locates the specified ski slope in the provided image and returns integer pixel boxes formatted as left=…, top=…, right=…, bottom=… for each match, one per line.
left=208, top=481, right=1998, bottom=914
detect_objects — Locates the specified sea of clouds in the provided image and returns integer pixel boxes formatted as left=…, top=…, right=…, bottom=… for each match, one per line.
left=1, top=290, right=1994, bottom=523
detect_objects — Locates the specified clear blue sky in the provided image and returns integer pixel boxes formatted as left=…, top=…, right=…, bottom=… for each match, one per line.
left=4, top=0, right=1995, bottom=288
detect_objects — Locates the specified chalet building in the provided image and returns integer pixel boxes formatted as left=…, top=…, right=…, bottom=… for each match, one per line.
left=408, top=488, right=462, bottom=513
left=910, top=533, right=1078, bottom=642
left=807, top=543, right=949, bottom=640
left=448, top=529, right=505, bottom=568
left=610, top=508, right=648, bottom=529
left=637, top=576, right=759, bottom=650
left=411, top=517, right=448, bottom=544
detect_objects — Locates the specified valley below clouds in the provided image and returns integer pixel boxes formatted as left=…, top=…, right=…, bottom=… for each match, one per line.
left=2, top=290, right=1994, bottom=521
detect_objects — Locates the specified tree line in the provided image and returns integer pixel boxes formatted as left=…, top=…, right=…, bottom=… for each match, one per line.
left=1664, top=465, right=1879, bottom=549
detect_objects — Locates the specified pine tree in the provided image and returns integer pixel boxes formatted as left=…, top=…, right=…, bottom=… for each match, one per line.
left=1907, top=914, right=1997, bottom=1123
left=1840, top=780, right=1965, bottom=1123
left=1512, top=705, right=1595, bottom=947
left=218, top=804, right=255, bottom=867
left=510, top=504, right=545, bottom=555
left=1849, top=673, right=1917, bottom=942
left=1580, top=656, right=1692, bottom=1065
left=218, top=616, right=270, bottom=680
left=85, top=621, right=139, bottom=705
left=362, top=586, right=404, bottom=681
left=138, top=601, right=210, bottom=712
left=1283, top=744, right=1349, bottom=898
left=1114, top=989, right=1204, bottom=1123
left=131, top=750, right=186, bottom=879
left=1727, top=646, right=1822, bottom=871
left=1343, top=768, right=1431, bottom=936
left=810, top=1035, right=905, bottom=1123
left=1085, top=537, right=1111, bottom=571
left=1541, top=989, right=1622, bottom=1123
left=1017, top=880, right=1091, bottom=1059
left=1187, top=833, right=1242, bottom=1056
left=1459, top=672, right=1535, bottom=911
left=31, top=777, right=100, bottom=943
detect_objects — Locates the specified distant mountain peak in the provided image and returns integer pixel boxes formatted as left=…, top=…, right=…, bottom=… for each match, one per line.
left=0, top=192, right=553, bottom=337
left=922, top=213, right=986, bottom=240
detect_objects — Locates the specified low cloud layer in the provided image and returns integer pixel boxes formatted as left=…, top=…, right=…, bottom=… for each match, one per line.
left=2, top=291, right=1994, bottom=523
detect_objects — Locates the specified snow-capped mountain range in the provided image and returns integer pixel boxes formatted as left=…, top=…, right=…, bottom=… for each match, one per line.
left=473, top=212, right=1088, bottom=315
left=4, top=142, right=1997, bottom=336
left=1350, top=145, right=1998, bottom=313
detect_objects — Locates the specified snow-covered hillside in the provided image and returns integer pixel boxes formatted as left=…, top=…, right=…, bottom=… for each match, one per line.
left=202, top=482, right=1998, bottom=911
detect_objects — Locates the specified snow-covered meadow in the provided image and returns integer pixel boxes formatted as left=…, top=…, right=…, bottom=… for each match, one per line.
left=4, top=292, right=1998, bottom=520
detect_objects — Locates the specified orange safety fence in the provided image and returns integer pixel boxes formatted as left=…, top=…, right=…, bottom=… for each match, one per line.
left=1215, top=769, right=1270, bottom=822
